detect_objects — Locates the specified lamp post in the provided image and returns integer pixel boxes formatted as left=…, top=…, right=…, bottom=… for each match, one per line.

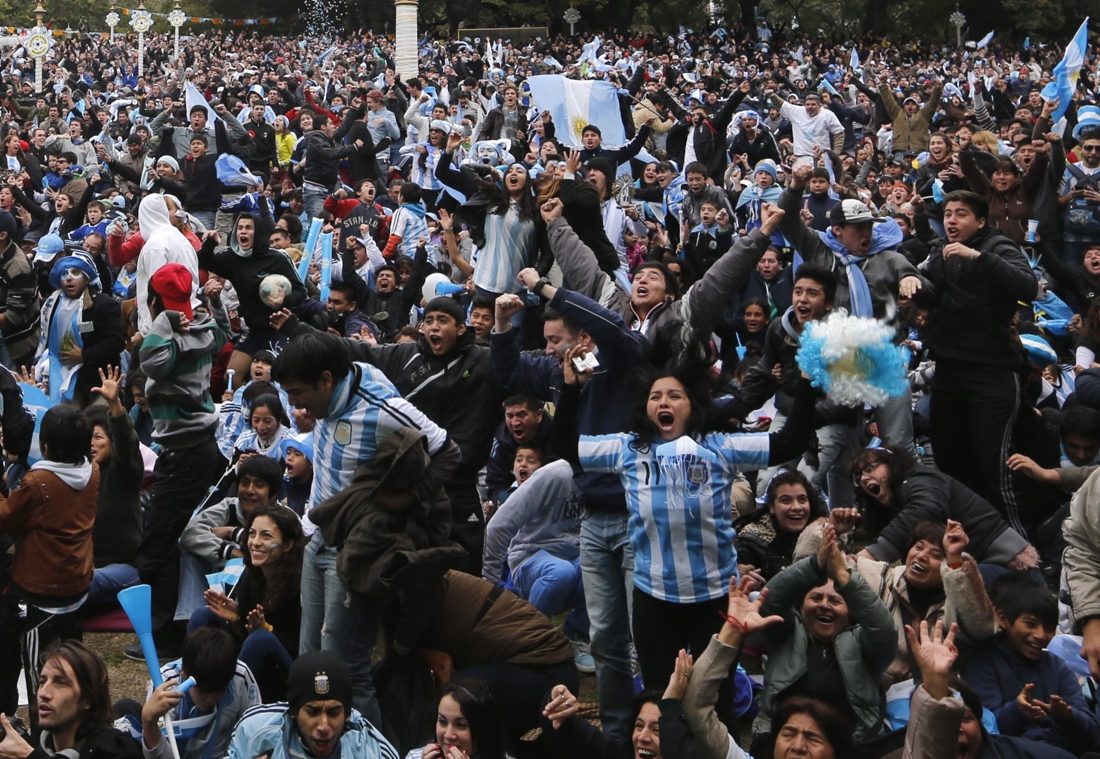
left=130, top=0, right=152, bottom=80
left=106, top=1, right=119, bottom=41
left=949, top=4, right=966, bottom=48
left=563, top=7, right=581, bottom=36
left=28, top=2, right=49, bottom=95
left=168, top=0, right=185, bottom=63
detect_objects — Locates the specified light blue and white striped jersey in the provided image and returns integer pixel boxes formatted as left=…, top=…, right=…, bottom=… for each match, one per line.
left=306, top=363, right=448, bottom=533
left=233, top=424, right=290, bottom=460
left=390, top=205, right=430, bottom=260
left=472, top=200, right=537, bottom=295
left=400, top=144, right=445, bottom=191
left=579, top=432, right=770, bottom=604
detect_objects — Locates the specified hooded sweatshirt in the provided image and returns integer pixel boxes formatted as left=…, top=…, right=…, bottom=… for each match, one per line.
left=136, top=196, right=201, bottom=334
left=197, top=210, right=307, bottom=334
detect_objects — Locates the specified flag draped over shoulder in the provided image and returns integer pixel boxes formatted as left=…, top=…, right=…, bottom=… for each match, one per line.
left=526, top=75, right=626, bottom=147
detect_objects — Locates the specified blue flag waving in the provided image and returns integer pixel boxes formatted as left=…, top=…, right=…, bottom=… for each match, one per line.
left=1042, top=18, right=1089, bottom=123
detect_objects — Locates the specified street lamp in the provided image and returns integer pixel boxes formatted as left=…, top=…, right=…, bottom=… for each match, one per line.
left=129, top=0, right=152, bottom=80
left=27, top=2, right=49, bottom=94
left=106, top=0, right=119, bottom=42
left=168, top=0, right=186, bottom=63
left=949, top=4, right=966, bottom=48
left=563, top=7, right=581, bottom=36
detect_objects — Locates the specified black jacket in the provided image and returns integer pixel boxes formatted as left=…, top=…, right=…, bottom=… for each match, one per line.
left=28, top=727, right=143, bottom=759
left=728, top=125, right=781, bottom=169
left=242, top=118, right=277, bottom=172
left=301, top=130, right=357, bottom=189
left=176, top=119, right=231, bottom=213
left=924, top=226, right=1038, bottom=367
left=335, top=109, right=389, bottom=182
left=351, top=331, right=506, bottom=484
left=72, top=292, right=126, bottom=407
left=197, top=211, right=306, bottom=333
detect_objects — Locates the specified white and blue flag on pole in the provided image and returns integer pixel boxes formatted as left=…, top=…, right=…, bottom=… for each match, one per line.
left=977, top=30, right=994, bottom=48
left=1042, top=17, right=1088, bottom=123
left=526, top=74, right=626, bottom=147
left=850, top=47, right=859, bottom=71
left=186, top=81, right=219, bottom=124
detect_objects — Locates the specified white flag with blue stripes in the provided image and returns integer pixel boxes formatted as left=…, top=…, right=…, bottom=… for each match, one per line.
left=1042, top=17, right=1088, bottom=123
left=526, top=75, right=626, bottom=147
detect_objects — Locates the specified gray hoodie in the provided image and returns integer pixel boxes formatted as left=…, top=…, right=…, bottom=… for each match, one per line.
left=482, top=460, right=582, bottom=585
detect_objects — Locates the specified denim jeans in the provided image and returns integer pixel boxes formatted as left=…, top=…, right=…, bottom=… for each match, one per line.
left=174, top=551, right=214, bottom=622
left=302, top=184, right=329, bottom=221
left=190, top=210, right=216, bottom=232
left=300, top=531, right=382, bottom=726
left=579, top=509, right=634, bottom=740
left=85, top=563, right=141, bottom=616
left=512, top=550, right=589, bottom=641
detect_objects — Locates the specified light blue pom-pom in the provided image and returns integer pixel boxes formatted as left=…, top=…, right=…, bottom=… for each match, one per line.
left=795, top=312, right=909, bottom=406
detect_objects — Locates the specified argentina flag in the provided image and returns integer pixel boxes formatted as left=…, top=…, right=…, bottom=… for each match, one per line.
left=1042, top=17, right=1088, bottom=123
left=526, top=74, right=626, bottom=147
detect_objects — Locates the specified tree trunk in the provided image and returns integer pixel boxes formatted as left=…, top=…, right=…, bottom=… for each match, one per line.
left=863, top=0, right=890, bottom=35
left=614, top=0, right=643, bottom=31
left=740, top=0, right=757, bottom=38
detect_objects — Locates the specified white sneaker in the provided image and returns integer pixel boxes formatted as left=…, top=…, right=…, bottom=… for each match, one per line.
left=571, top=639, right=596, bottom=674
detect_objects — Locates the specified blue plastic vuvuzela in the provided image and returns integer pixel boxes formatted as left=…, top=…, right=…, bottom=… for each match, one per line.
left=117, top=584, right=164, bottom=687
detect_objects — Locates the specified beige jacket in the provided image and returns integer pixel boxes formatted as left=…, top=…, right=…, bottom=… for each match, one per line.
left=1063, top=467, right=1100, bottom=628
left=681, top=635, right=750, bottom=759
left=795, top=520, right=996, bottom=686
left=903, top=684, right=963, bottom=759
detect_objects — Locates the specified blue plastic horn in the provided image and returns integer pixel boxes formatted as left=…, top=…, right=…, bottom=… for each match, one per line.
left=117, top=584, right=164, bottom=688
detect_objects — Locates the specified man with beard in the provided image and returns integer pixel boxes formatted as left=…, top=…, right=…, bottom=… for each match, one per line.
left=0, top=641, right=142, bottom=759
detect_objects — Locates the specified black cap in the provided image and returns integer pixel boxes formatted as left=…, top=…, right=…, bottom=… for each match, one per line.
left=0, top=210, right=17, bottom=240
left=581, top=124, right=601, bottom=137
left=287, top=651, right=353, bottom=715
left=585, top=157, right=616, bottom=182
left=126, top=134, right=144, bottom=146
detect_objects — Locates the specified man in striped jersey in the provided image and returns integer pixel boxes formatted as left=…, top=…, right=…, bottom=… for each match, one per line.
left=271, top=332, right=460, bottom=727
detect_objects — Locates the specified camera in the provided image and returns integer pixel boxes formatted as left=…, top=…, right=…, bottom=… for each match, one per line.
left=0, top=715, right=29, bottom=742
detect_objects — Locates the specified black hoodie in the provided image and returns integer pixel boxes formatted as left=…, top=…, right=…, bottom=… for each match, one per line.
left=197, top=206, right=307, bottom=334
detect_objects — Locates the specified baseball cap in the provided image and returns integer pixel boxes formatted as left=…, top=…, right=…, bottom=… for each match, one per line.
left=828, top=199, right=886, bottom=226
left=149, top=263, right=194, bottom=319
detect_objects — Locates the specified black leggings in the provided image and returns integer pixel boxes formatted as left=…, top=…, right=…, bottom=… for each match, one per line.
left=631, top=587, right=726, bottom=690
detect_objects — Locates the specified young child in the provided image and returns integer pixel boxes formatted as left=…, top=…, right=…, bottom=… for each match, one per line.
left=282, top=434, right=314, bottom=516
left=216, top=380, right=277, bottom=463
left=233, top=393, right=290, bottom=461
left=684, top=199, right=733, bottom=276
left=0, top=405, right=97, bottom=720
left=960, top=572, right=1100, bottom=753
left=175, top=456, right=285, bottom=621
left=69, top=199, right=110, bottom=243
left=113, top=257, right=138, bottom=299
left=125, top=626, right=260, bottom=759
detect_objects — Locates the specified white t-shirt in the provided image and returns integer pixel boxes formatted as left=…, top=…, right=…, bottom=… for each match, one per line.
left=780, top=101, right=844, bottom=158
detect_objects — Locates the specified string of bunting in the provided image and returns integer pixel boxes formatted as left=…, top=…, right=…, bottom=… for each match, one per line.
left=2, top=10, right=300, bottom=34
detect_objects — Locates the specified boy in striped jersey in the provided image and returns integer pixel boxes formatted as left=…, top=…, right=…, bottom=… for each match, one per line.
left=271, top=331, right=459, bottom=727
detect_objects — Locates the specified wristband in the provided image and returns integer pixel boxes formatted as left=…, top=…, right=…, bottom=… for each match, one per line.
left=533, top=277, right=552, bottom=298
left=947, top=561, right=963, bottom=570
left=718, top=611, right=746, bottom=634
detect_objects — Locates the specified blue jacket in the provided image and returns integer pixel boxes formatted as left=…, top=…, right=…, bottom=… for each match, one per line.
left=489, top=286, right=644, bottom=511
left=961, top=633, right=1100, bottom=755
left=228, top=703, right=399, bottom=759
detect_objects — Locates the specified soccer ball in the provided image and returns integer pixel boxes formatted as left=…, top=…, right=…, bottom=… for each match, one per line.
left=259, top=274, right=292, bottom=309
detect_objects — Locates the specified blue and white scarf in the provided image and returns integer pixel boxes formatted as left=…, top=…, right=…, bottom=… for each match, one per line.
left=815, top=218, right=904, bottom=318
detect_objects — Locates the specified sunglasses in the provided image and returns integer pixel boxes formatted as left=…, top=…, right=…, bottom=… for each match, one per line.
left=1084, top=145, right=1100, bottom=152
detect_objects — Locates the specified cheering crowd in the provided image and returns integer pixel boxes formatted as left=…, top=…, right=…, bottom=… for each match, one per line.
left=3, top=15, right=1100, bottom=759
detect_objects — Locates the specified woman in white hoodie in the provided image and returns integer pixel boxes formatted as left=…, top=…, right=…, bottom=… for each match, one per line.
left=133, top=195, right=201, bottom=335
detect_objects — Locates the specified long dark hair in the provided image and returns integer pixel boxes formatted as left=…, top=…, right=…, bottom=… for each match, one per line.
left=438, top=681, right=506, bottom=759
left=850, top=445, right=918, bottom=533
left=626, top=363, right=713, bottom=453
left=764, top=469, right=829, bottom=524
left=474, top=164, right=538, bottom=223
left=40, top=640, right=113, bottom=738
left=238, top=503, right=304, bottom=611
